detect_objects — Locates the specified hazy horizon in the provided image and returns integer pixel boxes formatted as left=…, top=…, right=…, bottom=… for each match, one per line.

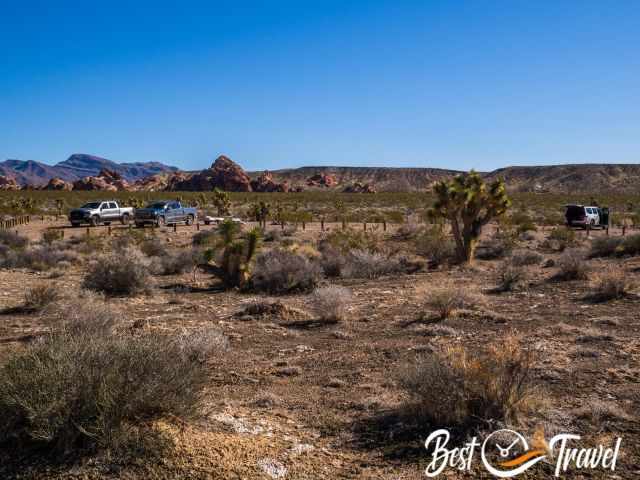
left=2, top=1, right=639, bottom=171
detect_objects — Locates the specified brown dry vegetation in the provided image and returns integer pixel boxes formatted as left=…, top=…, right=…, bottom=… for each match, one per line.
left=0, top=212, right=638, bottom=479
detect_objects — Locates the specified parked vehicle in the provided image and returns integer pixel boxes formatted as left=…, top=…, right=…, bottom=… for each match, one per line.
left=203, top=215, right=245, bottom=225
left=134, top=200, right=197, bottom=227
left=565, top=204, right=609, bottom=229
left=69, top=201, right=134, bottom=227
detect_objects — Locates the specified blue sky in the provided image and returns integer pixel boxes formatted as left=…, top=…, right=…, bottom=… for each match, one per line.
left=1, top=1, right=639, bottom=171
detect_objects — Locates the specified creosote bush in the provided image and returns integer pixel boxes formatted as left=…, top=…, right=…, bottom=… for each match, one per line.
left=589, top=268, right=631, bottom=302
left=400, top=335, right=535, bottom=426
left=311, top=285, right=353, bottom=323
left=424, top=283, right=479, bottom=320
left=0, top=296, right=227, bottom=455
left=252, top=249, right=321, bottom=294
left=83, top=248, right=151, bottom=295
left=23, top=284, right=61, bottom=312
left=554, top=249, right=589, bottom=281
left=496, top=262, right=526, bottom=292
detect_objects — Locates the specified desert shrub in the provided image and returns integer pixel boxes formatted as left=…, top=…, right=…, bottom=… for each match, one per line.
left=510, top=250, right=543, bottom=266
left=414, top=227, right=456, bottom=266
left=545, top=227, right=577, bottom=251
left=395, top=222, right=421, bottom=240
left=41, top=229, right=64, bottom=245
left=252, top=249, right=321, bottom=294
left=554, top=249, right=589, bottom=281
left=589, top=237, right=624, bottom=258
left=0, top=230, right=28, bottom=249
left=282, top=225, right=297, bottom=237
left=319, top=245, right=347, bottom=278
left=23, top=284, right=61, bottom=312
left=400, top=335, right=535, bottom=426
left=83, top=249, right=151, bottom=295
left=0, top=245, right=77, bottom=271
left=137, top=236, right=167, bottom=257
left=496, top=263, right=526, bottom=292
left=319, top=228, right=381, bottom=254
left=263, top=229, right=282, bottom=243
left=0, top=298, right=226, bottom=455
left=151, top=248, right=203, bottom=275
left=621, top=234, right=640, bottom=256
left=505, top=211, right=537, bottom=234
left=341, top=249, right=407, bottom=279
left=589, top=268, right=631, bottom=302
left=475, top=235, right=514, bottom=260
left=424, top=283, right=479, bottom=320
left=311, top=285, right=352, bottom=323
left=192, top=229, right=218, bottom=247
left=70, top=235, right=105, bottom=255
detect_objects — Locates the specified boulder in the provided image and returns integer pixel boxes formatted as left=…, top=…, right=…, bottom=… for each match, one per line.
left=343, top=182, right=376, bottom=193
left=251, top=171, right=289, bottom=192
left=72, top=169, right=130, bottom=191
left=167, top=155, right=252, bottom=191
left=0, top=176, right=20, bottom=190
left=43, top=177, right=73, bottom=191
left=306, top=173, right=337, bottom=188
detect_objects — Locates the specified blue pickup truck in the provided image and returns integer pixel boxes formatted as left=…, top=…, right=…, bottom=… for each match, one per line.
left=134, top=200, right=198, bottom=228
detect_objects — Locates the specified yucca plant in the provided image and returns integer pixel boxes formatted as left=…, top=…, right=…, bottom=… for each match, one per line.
left=429, top=171, right=510, bottom=263
left=209, top=219, right=261, bottom=288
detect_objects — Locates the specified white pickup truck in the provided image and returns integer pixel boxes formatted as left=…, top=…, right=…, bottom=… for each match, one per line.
left=69, top=200, right=134, bottom=227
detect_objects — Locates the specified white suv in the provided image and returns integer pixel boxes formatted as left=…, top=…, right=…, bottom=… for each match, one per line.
left=565, top=204, right=600, bottom=228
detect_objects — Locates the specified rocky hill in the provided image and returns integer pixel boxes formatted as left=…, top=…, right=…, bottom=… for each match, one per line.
left=0, top=154, right=178, bottom=186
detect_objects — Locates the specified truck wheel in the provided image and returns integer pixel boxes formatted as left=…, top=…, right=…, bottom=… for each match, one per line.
left=90, top=215, right=100, bottom=227
left=121, top=213, right=130, bottom=225
left=185, top=214, right=194, bottom=226
left=156, top=216, right=165, bottom=227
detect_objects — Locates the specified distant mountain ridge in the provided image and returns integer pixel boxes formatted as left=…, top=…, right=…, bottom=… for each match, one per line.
left=0, top=154, right=179, bottom=185
left=2, top=153, right=640, bottom=193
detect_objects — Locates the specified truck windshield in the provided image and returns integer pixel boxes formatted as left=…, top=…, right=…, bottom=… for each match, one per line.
left=81, top=202, right=101, bottom=209
left=146, top=202, right=167, bottom=209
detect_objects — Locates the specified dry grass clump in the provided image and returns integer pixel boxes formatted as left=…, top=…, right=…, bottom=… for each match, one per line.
left=510, top=250, right=543, bottom=266
left=495, top=262, right=527, bottom=292
left=0, top=245, right=78, bottom=271
left=543, top=227, right=579, bottom=251
left=589, top=237, right=624, bottom=258
left=341, top=249, right=408, bottom=279
left=400, top=335, right=536, bottom=426
left=424, top=283, right=480, bottom=320
left=252, top=249, right=321, bottom=294
left=23, top=284, right=61, bottom=313
left=83, top=248, right=152, bottom=296
left=0, top=230, right=29, bottom=249
left=311, top=285, right=353, bottom=323
left=0, top=297, right=226, bottom=455
left=151, top=248, right=203, bottom=275
left=553, top=249, right=589, bottom=281
left=588, top=268, right=632, bottom=302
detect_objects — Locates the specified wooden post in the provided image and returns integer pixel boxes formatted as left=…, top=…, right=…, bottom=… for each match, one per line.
left=342, top=219, right=346, bottom=230
left=363, top=222, right=367, bottom=231
left=586, top=223, right=590, bottom=237
left=196, top=222, right=200, bottom=231
left=622, top=225, right=626, bottom=236
left=107, top=225, right=111, bottom=236
left=302, top=221, right=306, bottom=231
left=383, top=220, right=387, bottom=232
left=321, top=219, right=325, bottom=232
left=173, top=223, right=177, bottom=233
left=86, top=227, right=91, bottom=237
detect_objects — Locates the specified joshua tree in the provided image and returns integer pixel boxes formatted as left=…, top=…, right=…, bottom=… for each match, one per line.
left=208, top=219, right=261, bottom=288
left=212, top=188, right=231, bottom=216
left=429, top=171, right=510, bottom=263
left=250, top=201, right=270, bottom=228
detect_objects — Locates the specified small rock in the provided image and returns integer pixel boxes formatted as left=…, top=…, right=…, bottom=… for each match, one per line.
left=275, top=366, right=301, bottom=377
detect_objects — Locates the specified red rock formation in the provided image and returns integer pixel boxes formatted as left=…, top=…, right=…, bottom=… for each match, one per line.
left=43, top=177, right=73, bottom=191
left=167, top=155, right=252, bottom=191
left=251, top=171, right=289, bottom=192
left=72, top=169, right=131, bottom=191
left=0, top=176, right=20, bottom=190
left=343, top=182, right=376, bottom=193
left=306, top=173, right=337, bottom=188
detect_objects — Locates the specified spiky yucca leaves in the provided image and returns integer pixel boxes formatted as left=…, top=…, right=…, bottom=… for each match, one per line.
left=429, top=171, right=510, bottom=263
left=212, top=188, right=231, bottom=216
left=212, top=219, right=261, bottom=288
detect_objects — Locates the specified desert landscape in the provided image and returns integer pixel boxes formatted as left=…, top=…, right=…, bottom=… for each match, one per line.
left=0, top=174, right=638, bottom=478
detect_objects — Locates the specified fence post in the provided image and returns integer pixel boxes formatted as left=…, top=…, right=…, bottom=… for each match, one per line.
left=586, top=223, right=590, bottom=237
left=321, top=219, right=325, bottom=232
left=363, top=222, right=367, bottom=231
left=383, top=220, right=387, bottom=232
left=173, top=223, right=177, bottom=233
left=107, top=225, right=111, bottom=236
left=622, top=225, right=626, bottom=236
left=302, top=221, right=306, bottom=231
left=86, top=227, right=91, bottom=237
left=196, top=222, right=200, bottom=231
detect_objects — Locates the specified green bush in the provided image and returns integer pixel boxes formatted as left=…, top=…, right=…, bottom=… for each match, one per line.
left=0, top=297, right=226, bottom=455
